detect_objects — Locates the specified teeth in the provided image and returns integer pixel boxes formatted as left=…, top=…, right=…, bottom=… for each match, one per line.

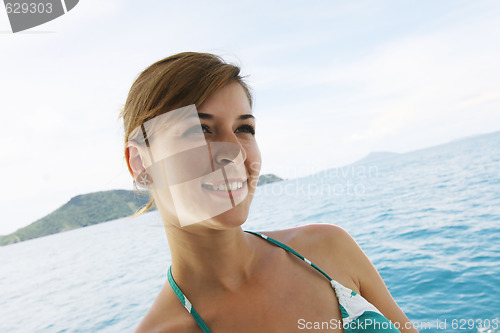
left=208, top=182, right=243, bottom=191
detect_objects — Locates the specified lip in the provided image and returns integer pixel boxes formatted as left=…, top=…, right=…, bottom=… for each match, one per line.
left=202, top=178, right=247, bottom=186
left=201, top=179, right=248, bottom=200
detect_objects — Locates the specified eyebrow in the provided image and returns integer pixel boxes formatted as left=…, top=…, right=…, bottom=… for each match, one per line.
left=197, top=112, right=255, bottom=120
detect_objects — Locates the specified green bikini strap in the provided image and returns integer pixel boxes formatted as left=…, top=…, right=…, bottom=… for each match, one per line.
left=167, top=229, right=346, bottom=332
left=244, top=230, right=351, bottom=319
left=167, top=266, right=211, bottom=333
left=244, top=230, right=334, bottom=281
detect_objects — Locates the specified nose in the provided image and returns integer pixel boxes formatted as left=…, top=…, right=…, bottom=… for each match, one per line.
left=211, top=142, right=247, bottom=167
left=210, top=134, right=247, bottom=168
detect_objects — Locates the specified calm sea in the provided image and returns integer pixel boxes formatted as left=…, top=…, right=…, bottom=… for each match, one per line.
left=1, top=131, right=499, bottom=332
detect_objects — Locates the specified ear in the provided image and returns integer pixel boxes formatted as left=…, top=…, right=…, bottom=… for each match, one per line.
left=125, top=141, right=148, bottom=180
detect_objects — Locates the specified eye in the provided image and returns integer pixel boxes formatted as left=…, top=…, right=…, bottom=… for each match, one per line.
left=183, top=124, right=211, bottom=136
left=235, top=124, right=255, bottom=135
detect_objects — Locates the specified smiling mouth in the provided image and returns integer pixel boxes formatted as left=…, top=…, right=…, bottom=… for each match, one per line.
left=201, top=179, right=247, bottom=191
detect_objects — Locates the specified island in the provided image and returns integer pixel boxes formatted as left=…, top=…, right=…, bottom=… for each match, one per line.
left=0, top=174, right=283, bottom=246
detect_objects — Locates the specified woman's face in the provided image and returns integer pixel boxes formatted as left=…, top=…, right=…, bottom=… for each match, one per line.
left=141, top=82, right=261, bottom=229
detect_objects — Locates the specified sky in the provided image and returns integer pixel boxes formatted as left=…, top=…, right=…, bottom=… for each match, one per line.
left=1, top=0, right=500, bottom=235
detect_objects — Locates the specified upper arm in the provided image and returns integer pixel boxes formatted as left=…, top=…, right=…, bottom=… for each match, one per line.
left=134, top=284, right=199, bottom=333
left=262, top=224, right=418, bottom=332
left=329, top=226, right=418, bottom=333
left=134, top=307, right=198, bottom=333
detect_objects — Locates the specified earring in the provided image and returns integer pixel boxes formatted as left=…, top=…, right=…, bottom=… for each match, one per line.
left=137, top=172, right=153, bottom=186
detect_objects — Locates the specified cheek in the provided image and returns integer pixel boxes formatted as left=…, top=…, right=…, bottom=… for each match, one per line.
left=244, top=142, right=261, bottom=175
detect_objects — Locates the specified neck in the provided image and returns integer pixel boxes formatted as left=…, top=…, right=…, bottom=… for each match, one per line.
left=165, top=224, right=258, bottom=292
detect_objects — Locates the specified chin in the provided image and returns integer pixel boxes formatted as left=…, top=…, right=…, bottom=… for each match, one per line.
left=207, top=205, right=250, bottom=230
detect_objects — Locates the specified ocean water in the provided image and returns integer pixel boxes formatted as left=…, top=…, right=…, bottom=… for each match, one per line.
left=1, top=131, right=499, bottom=332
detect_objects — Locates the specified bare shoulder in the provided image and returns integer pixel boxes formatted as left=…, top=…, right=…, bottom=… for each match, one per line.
left=255, top=225, right=418, bottom=332
left=256, top=224, right=361, bottom=290
left=134, top=281, right=199, bottom=333
left=258, top=223, right=352, bottom=253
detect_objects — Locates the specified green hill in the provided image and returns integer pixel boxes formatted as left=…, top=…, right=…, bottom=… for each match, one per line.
left=257, top=174, right=283, bottom=186
left=0, top=190, right=152, bottom=246
left=0, top=174, right=282, bottom=246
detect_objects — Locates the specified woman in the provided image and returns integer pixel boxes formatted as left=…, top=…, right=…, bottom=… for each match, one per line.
left=121, top=52, right=418, bottom=332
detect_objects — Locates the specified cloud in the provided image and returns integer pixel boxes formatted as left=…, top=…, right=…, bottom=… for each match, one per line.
left=1, top=0, right=500, bottom=233
left=251, top=5, right=500, bottom=177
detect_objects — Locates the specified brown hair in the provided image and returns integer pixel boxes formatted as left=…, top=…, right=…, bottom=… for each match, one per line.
left=119, top=52, right=252, bottom=214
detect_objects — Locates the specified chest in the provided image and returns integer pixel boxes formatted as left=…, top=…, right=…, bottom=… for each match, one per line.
left=201, top=255, right=345, bottom=332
